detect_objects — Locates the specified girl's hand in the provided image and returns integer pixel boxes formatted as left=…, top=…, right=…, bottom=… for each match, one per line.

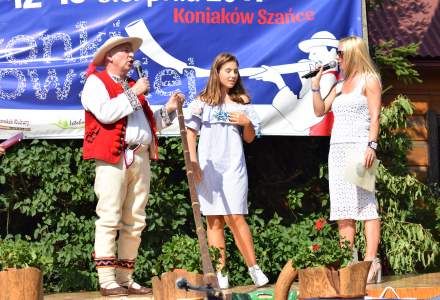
left=364, top=147, right=377, bottom=169
left=228, top=111, right=251, bottom=127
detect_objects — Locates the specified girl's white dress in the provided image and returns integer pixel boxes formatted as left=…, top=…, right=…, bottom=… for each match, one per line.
left=185, top=99, right=260, bottom=215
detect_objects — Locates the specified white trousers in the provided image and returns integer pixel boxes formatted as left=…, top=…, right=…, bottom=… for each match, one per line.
left=94, top=146, right=150, bottom=260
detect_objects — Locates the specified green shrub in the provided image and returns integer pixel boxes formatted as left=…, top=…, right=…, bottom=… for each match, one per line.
left=0, top=236, right=53, bottom=271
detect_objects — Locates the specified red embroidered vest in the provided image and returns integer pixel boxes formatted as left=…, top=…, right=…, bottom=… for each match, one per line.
left=82, top=71, right=159, bottom=163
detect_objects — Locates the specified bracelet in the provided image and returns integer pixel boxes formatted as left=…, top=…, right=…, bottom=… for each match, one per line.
left=311, top=87, right=320, bottom=93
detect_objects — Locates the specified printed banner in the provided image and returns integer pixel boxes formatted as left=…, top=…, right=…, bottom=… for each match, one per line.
left=0, top=0, right=362, bottom=139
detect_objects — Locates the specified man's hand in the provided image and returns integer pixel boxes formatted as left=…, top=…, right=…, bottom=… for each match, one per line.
left=131, top=77, right=150, bottom=96
left=165, top=92, right=185, bottom=113
left=0, top=146, right=4, bottom=156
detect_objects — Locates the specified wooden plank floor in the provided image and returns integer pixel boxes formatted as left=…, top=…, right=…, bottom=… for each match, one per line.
left=44, top=272, right=440, bottom=299
left=366, top=272, right=440, bottom=299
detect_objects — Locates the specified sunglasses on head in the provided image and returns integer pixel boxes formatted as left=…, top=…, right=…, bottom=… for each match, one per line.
left=336, top=50, right=344, bottom=58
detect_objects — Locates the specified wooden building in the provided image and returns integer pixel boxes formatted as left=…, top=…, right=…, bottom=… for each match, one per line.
left=368, top=0, right=440, bottom=182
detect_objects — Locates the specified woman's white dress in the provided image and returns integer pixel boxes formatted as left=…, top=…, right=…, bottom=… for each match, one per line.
left=329, top=77, right=379, bottom=221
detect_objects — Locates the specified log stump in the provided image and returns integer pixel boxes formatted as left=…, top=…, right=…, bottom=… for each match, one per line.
left=298, top=261, right=371, bottom=299
left=152, top=269, right=205, bottom=300
left=0, top=267, right=43, bottom=300
left=153, top=269, right=232, bottom=300
left=298, top=266, right=339, bottom=298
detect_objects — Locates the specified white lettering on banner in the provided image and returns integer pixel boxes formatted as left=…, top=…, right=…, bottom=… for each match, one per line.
left=0, top=69, right=26, bottom=99
left=28, top=69, right=76, bottom=100
left=5, top=35, right=38, bottom=65
left=61, top=0, right=86, bottom=4
left=41, top=33, right=74, bottom=63
left=15, top=0, right=42, bottom=9
left=151, top=67, right=197, bottom=103
left=0, top=18, right=198, bottom=103
left=13, top=0, right=264, bottom=9
left=76, top=21, right=106, bottom=63
left=154, top=69, right=182, bottom=96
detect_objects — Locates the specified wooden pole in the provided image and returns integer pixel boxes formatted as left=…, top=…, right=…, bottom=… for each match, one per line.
left=176, top=102, right=219, bottom=289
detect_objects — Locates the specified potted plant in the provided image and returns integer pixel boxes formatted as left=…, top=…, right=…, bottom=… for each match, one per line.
left=275, top=219, right=371, bottom=299
left=0, top=236, right=53, bottom=300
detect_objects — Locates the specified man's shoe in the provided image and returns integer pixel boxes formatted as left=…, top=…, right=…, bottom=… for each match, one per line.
left=99, top=286, right=128, bottom=297
left=127, top=283, right=153, bottom=295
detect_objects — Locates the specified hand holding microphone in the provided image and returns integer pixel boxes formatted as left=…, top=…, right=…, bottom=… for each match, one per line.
left=301, top=60, right=337, bottom=79
left=131, top=60, right=150, bottom=96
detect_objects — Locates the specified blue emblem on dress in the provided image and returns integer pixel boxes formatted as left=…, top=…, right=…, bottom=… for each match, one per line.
left=214, top=110, right=229, bottom=122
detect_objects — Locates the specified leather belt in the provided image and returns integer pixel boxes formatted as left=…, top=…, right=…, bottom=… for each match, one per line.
left=127, top=144, right=140, bottom=151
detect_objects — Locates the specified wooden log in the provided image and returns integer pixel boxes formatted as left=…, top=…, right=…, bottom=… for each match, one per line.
left=298, top=267, right=339, bottom=298
left=0, top=267, right=43, bottom=300
left=339, top=261, right=371, bottom=298
left=152, top=269, right=206, bottom=300
left=274, top=260, right=298, bottom=300
left=298, top=261, right=371, bottom=299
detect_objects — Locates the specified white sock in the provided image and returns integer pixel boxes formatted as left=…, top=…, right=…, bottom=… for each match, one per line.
left=116, top=268, right=141, bottom=288
left=97, top=268, right=119, bottom=289
left=248, top=264, right=258, bottom=271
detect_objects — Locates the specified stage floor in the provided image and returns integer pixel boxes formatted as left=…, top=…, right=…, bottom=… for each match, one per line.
left=44, top=272, right=440, bottom=299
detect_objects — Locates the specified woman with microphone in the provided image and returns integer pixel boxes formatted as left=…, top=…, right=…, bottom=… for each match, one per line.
left=312, top=36, right=382, bottom=284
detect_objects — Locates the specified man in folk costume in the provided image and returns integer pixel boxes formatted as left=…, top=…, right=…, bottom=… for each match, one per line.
left=81, top=35, right=184, bottom=297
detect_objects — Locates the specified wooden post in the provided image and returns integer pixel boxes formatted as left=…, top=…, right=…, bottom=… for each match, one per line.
left=0, top=267, right=44, bottom=300
left=176, top=102, right=219, bottom=289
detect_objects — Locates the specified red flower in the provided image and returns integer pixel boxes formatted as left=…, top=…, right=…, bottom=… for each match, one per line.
left=311, top=244, right=320, bottom=251
left=315, top=219, right=327, bottom=231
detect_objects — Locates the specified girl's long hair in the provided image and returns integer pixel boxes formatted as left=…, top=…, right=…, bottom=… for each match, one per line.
left=199, top=53, right=250, bottom=106
left=339, top=36, right=381, bottom=84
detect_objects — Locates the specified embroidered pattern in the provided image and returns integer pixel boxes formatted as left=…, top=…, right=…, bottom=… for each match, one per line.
left=85, top=127, right=99, bottom=143
left=117, top=259, right=136, bottom=269
left=214, top=110, right=229, bottom=122
left=112, top=75, right=141, bottom=111
left=94, top=257, right=117, bottom=268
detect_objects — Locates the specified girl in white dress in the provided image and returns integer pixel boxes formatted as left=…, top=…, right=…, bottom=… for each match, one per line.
left=185, top=53, right=268, bottom=289
left=311, top=36, right=382, bottom=284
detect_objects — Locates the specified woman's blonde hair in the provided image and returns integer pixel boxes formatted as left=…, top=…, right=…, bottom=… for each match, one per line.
left=339, top=36, right=381, bottom=83
left=198, top=53, right=250, bottom=106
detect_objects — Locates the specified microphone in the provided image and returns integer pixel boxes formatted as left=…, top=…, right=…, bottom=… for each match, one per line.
left=175, top=277, right=222, bottom=299
left=301, top=61, right=337, bottom=79
left=133, top=60, right=145, bottom=78
left=176, top=277, right=189, bottom=290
